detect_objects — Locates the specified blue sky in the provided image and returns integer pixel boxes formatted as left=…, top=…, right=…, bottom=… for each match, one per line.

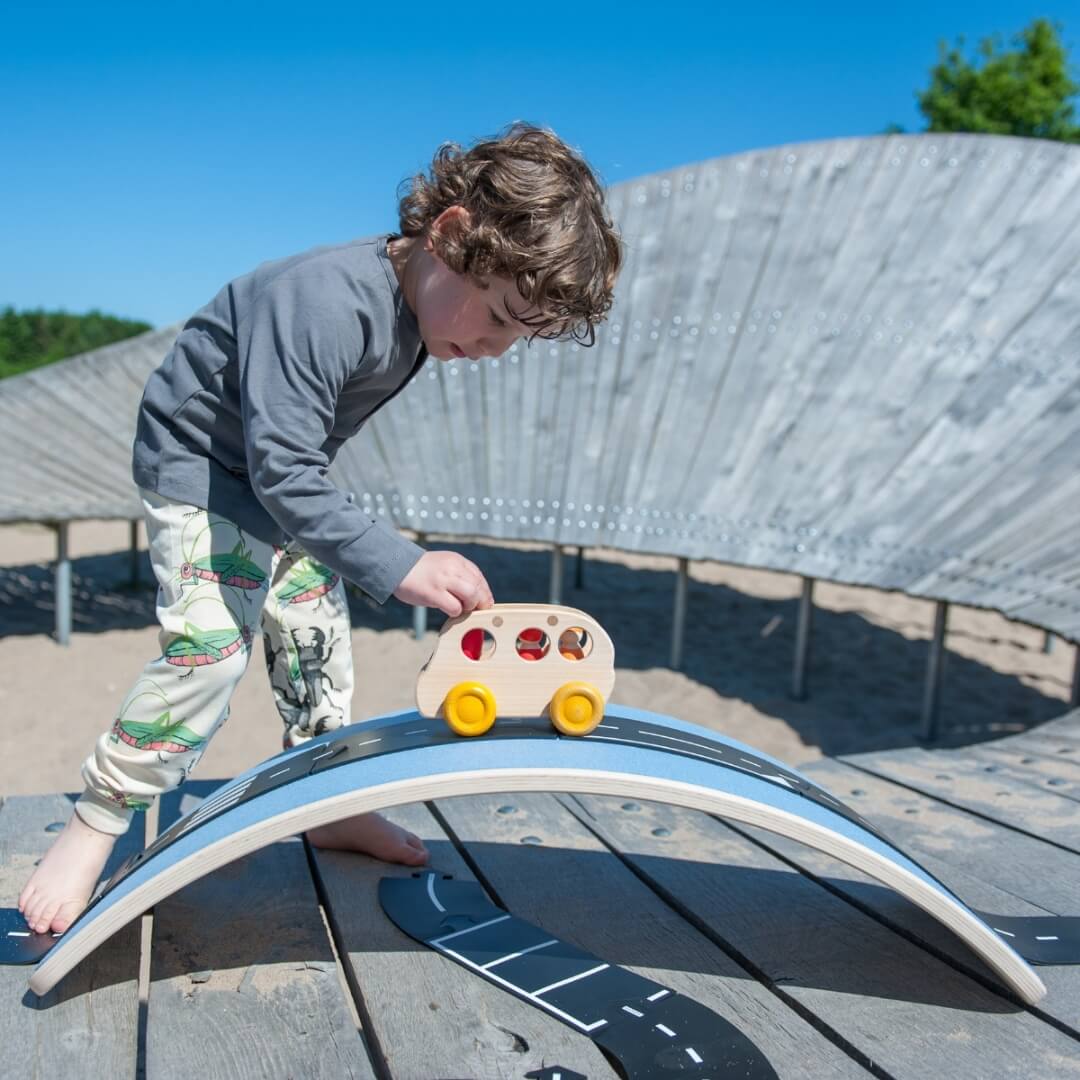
left=3, top=2, right=1076, bottom=327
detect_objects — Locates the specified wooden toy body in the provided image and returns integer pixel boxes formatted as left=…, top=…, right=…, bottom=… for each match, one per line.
left=415, top=603, right=615, bottom=722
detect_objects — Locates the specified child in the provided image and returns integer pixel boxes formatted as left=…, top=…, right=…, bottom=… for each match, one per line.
left=19, top=122, right=622, bottom=936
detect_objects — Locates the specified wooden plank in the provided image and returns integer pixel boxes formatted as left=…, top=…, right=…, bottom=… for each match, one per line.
left=436, top=790, right=870, bottom=1078
left=310, top=800, right=617, bottom=1079
left=841, top=746, right=1080, bottom=853
left=972, top=743, right=1080, bottom=799
left=793, top=758, right=1080, bottom=1030
left=144, top=781, right=374, bottom=1080
left=0, top=793, right=144, bottom=1077
left=562, top=790, right=1080, bottom=1077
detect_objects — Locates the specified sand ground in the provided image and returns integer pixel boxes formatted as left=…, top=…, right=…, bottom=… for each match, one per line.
left=0, top=519, right=1074, bottom=798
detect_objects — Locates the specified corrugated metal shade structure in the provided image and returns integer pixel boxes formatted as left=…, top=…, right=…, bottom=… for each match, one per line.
left=337, top=133, right=1080, bottom=645
left=3, top=133, right=1079, bottom=728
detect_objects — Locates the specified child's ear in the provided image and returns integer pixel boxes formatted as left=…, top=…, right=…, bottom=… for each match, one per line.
left=430, top=205, right=472, bottom=249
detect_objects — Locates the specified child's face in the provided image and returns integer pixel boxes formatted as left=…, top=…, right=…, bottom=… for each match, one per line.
left=413, top=251, right=534, bottom=362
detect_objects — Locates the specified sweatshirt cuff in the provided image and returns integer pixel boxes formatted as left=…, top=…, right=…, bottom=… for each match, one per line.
left=340, top=520, right=424, bottom=603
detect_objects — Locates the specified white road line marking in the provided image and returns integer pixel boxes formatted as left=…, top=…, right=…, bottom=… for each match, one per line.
left=436, top=945, right=607, bottom=1032
left=268, top=767, right=291, bottom=779
left=311, top=746, right=336, bottom=760
left=595, top=724, right=620, bottom=730
left=686, top=1047, right=703, bottom=1064
left=647, top=989, right=670, bottom=1001
left=431, top=914, right=510, bottom=945
left=177, top=781, right=253, bottom=832
left=353, top=737, right=382, bottom=748
left=425, top=874, right=445, bottom=913
left=738, top=757, right=762, bottom=768
left=993, top=928, right=1016, bottom=937
left=1036, top=935, right=1059, bottom=941
left=404, top=728, right=428, bottom=736
left=587, top=733, right=795, bottom=787
left=482, top=939, right=558, bottom=969
left=7, top=931, right=29, bottom=938
left=532, top=963, right=609, bottom=997
left=655, top=1023, right=676, bottom=1037
left=621, top=1005, right=643, bottom=1016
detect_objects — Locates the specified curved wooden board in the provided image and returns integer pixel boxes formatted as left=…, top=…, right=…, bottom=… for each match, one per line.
left=26, top=705, right=1046, bottom=1003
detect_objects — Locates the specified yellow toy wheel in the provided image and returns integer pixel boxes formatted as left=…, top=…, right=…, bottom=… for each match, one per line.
left=443, top=681, right=497, bottom=737
left=549, top=682, right=605, bottom=736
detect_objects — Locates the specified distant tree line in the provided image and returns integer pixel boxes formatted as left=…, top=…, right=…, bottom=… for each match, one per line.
left=0, top=306, right=152, bottom=380
left=888, top=17, right=1080, bottom=141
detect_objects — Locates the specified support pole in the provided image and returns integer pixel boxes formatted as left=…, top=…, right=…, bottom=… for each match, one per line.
left=413, top=532, right=427, bottom=640
left=791, top=577, right=815, bottom=701
left=920, top=601, right=949, bottom=742
left=1042, top=630, right=1055, bottom=655
left=129, top=519, right=141, bottom=587
left=1071, top=643, right=1079, bottom=710
left=55, top=522, right=72, bottom=646
left=575, top=546, right=586, bottom=590
left=670, top=557, right=688, bottom=669
left=549, top=545, right=564, bottom=605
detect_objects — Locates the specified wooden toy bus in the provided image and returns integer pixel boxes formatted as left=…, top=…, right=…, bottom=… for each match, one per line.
left=416, top=604, right=615, bottom=736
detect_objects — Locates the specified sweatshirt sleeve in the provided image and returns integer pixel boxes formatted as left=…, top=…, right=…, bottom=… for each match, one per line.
left=236, top=263, right=423, bottom=602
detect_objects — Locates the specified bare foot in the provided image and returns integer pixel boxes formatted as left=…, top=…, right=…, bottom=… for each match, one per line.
left=306, top=811, right=429, bottom=866
left=18, top=812, right=117, bottom=935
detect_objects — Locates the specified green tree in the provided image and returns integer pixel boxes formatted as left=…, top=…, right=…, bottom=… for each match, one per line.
left=917, top=18, right=1080, bottom=142
left=0, top=307, right=153, bottom=380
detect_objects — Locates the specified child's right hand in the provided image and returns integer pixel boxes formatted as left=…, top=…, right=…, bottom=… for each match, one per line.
left=393, top=551, right=494, bottom=617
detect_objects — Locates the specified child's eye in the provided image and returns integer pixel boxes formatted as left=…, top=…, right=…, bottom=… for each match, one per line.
left=490, top=310, right=507, bottom=328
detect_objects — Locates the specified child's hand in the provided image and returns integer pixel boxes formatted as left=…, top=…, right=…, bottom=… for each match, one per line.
left=393, top=551, right=494, bottom=617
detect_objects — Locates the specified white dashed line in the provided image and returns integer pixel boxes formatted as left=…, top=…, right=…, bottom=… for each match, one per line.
left=647, top=989, right=670, bottom=1001
left=425, top=874, right=445, bottom=913
left=532, top=963, right=610, bottom=997
left=431, top=914, right=510, bottom=945
left=482, top=938, right=558, bottom=969
left=686, top=1047, right=703, bottom=1064
left=1036, top=935, right=1059, bottom=941
left=268, top=767, right=291, bottom=779
left=993, top=928, right=1016, bottom=937
left=621, top=1005, right=643, bottom=1016
left=655, top=1023, right=676, bottom=1037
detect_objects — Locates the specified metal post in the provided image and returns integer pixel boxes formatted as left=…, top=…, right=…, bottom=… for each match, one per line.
left=413, top=532, right=427, bottom=640
left=791, top=577, right=814, bottom=700
left=1071, top=643, right=1080, bottom=710
left=1042, top=630, right=1055, bottom=655
left=55, top=522, right=72, bottom=645
left=575, top=546, right=586, bottom=590
left=920, top=601, right=949, bottom=742
left=670, top=558, right=688, bottom=669
left=129, top=519, right=141, bottom=587
left=549, top=545, right=564, bottom=605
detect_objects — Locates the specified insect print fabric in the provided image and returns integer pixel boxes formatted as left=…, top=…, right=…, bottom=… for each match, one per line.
left=75, top=492, right=355, bottom=837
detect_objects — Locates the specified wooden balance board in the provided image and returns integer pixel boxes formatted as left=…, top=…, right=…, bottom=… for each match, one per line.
left=15, top=704, right=1047, bottom=1002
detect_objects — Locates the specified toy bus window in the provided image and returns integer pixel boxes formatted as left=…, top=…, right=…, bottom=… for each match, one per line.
left=461, top=628, right=495, bottom=661
left=516, top=628, right=550, bottom=661
left=558, top=627, right=592, bottom=660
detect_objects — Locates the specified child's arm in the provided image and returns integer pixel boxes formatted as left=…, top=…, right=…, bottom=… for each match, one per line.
left=236, top=263, right=490, bottom=615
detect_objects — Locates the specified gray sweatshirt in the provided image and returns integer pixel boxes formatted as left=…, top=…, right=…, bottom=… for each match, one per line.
left=133, top=234, right=427, bottom=602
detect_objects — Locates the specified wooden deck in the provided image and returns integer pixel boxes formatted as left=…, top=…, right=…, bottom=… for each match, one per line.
left=2, top=712, right=1078, bottom=1078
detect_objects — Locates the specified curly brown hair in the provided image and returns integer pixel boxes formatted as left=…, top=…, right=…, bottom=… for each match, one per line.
left=396, top=122, right=623, bottom=346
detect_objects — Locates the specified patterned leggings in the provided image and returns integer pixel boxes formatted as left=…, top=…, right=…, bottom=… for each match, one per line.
left=75, top=489, right=354, bottom=836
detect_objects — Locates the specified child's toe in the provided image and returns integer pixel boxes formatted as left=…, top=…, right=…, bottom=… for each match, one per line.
left=52, top=900, right=84, bottom=934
